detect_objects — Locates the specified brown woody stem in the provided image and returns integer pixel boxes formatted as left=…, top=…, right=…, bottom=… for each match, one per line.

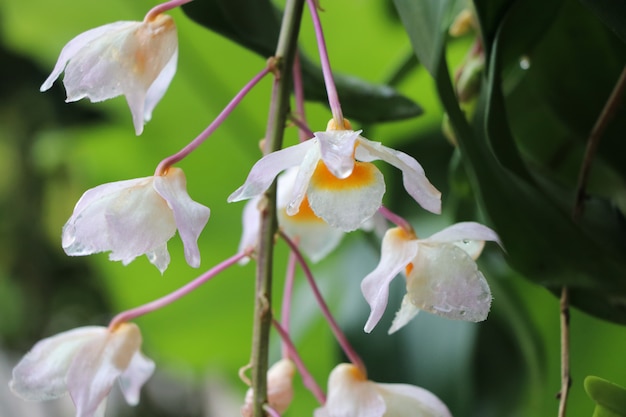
left=250, top=0, right=305, bottom=416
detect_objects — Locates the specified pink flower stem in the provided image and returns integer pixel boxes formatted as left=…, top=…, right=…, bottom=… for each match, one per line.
left=292, top=54, right=310, bottom=142
left=280, top=251, right=298, bottom=358
left=108, top=251, right=249, bottom=330
left=288, top=115, right=314, bottom=139
left=273, top=319, right=327, bottom=404
left=306, top=0, right=344, bottom=127
left=155, top=67, right=270, bottom=176
left=378, top=205, right=415, bottom=235
left=145, top=0, right=193, bottom=21
left=279, top=231, right=367, bottom=377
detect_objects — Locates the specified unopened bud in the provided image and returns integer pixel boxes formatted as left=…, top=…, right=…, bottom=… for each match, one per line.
left=449, top=9, right=475, bottom=37
left=456, top=54, right=484, bottom=103
left=241, top=359, right=296, bottom=417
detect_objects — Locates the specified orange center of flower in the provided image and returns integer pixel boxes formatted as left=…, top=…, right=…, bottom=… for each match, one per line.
left=310, top=160, right=378, bottom=191
left=326, top=118, right=353, bottom=130
left=405, top=262, right=414, bottom=276
left=345, top=363, right=368, bottom=381
left=288, top=195, right=324, bottom=222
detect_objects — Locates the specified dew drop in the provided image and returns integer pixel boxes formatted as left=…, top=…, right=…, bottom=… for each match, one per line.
left=519, top=56, right=531, bottom=70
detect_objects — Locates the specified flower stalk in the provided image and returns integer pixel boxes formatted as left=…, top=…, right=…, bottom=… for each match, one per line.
left=145, top=0, right=193, bottom=22
left=272, top=319, right=326, bottom=404
left=280, top=231, right=367, bottom=377
left=108, top=251, right=249, bottom=330
left=155, top=67, right=270, bottom=175
left=306, top=0, right=344, bottom=127
left=250, top=0, right=305, bottom=415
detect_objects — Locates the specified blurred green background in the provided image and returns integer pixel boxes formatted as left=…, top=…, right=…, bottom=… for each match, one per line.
left=1, top=0, right=625, bottom=416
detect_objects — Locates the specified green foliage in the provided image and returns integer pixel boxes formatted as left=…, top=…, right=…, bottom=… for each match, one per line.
left=586, top=376, right=626, bottom=417
left=396, top=0, right=626, bottom=323
left=1, top=0, right=626, bottom=416
left=181, top=0, right=423, bottom=123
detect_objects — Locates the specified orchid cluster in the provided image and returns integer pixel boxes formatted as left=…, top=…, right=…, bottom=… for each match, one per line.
left=10, top=0, right=501, bottom=416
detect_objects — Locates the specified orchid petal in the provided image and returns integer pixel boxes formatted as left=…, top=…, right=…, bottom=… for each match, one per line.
left=119, top=15, right=178, bottom=135
left=356, top=137, right=441, bottom=214
left=406, top=243, right=491, bottom=322
left=228, top=140, right=316, bottom=202
left=388, top=295, right=420, bottom=334
left=145, top=243, right=171, bottom=274
left=62, top=176, right=177, bottom=266
left=9, top=327, right=105, bottom=401
left=153, top=167, right=210, bottom=268
left=425, top=222, right=500, bottom=260
left=104, top=185, right=175, bottom=265
left=143, top=44, right=178, bottom=123
left=63, top=15, right=176, bottom=104
left=238, top=197, right=262, bottom=263
left=118, top=352, right=155, bottom=406
left=277, top=168, right=344, bottom=261
left=361, top=228, right=419, bottom=332
left=67, top=323, right=141, bottom=417
left=376, top=383, right=453, bottom=417
left=286, top=144, right=321, bottom=216
left=317, top=364, right=386, bottom=417
left=314, top=130, right=362, bottom=179
left=42, top=15, right=177, bottom=135
left=278, top=205, right=344, bottom=262
left=308, top=161, right=385, bottom=232
left=93, top=400, right=107, bottom=417
left=40, top=21, right=136, bottom=92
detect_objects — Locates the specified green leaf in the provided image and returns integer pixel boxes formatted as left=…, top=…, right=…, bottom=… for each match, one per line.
left=585, top=376, right=626, bottom=417
left=396, top=0, right=626, bottom=323
left=181, top=0, right=422, bottom=123
left=579, top=0, right=626, bottom=44
left=393, top=0, right=465, bottom=76
left=471, top=0, right=512, bottom=61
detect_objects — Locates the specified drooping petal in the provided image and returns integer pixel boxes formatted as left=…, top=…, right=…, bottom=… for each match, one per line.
left=10, top=327, right=105, bottom=401
left=314, top=130, right=362, bottom=179
left=285, top=144, right=321, bottom=216
left=356, top=137, right=441, bottom=214
left=40, top=21, right=136, bottom=92
left=228, top=140, right=316, bottom=202
left=153, top=167, right=210, bottom=268
left=388, top=295, right=420, bottom=334
left=237, top=197, right=262, bottom=263
left=61, top=23, right=140, bottom=102
left=67, top=323, right=142, bottom=417
left=62, top=176, right=177, bottom=267
left=406, top=243, right=491, bottom=322
left=103, top=183, right=176, bottom=265
left=145, top=243, right=171, bottom=274
left=62, top=15, right=176, bottom=104
left=424, top=222, right=500, bottom=260
left=42, top=14, right=178, bottom=135
left=118, top=352, right=155, bottom=406
left=307, top=161, right=385, bottom=232
left=361, top=228, right=419, bottom=333
left=143, top=48, right=178, bottom=123
left=376, top=382, right=453, bottom=417
left=68, top=177, right=151, bottom=224
left=315, top=364, right=386, bottom=417
left=119, top=14, right=178, bottom=135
